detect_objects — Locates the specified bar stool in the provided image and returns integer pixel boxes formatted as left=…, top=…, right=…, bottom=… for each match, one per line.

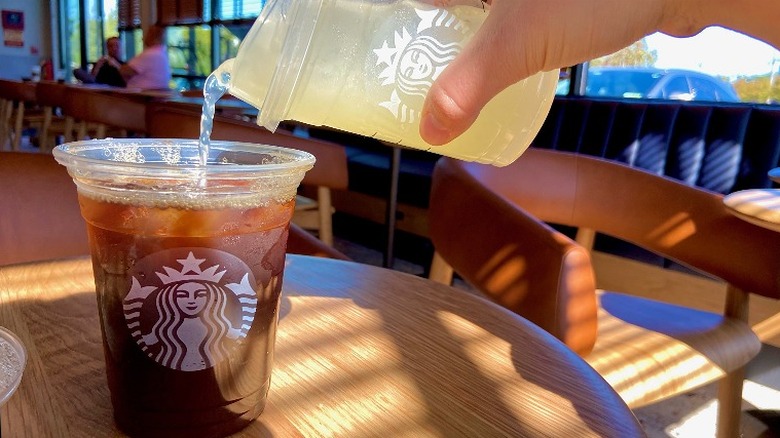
left=35, top=81, right=72, bottom=152
left=0, top=79, right=44, bottom=151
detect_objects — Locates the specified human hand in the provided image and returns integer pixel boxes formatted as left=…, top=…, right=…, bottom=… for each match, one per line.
left=419, top=0, right=713, bottom=145
left=105, top=57, right=122, bottom=69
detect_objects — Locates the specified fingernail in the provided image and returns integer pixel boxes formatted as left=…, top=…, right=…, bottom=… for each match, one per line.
left=421, top=109, right=452, bottom=146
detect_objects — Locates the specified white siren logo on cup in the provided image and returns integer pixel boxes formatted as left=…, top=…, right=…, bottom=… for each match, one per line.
left=373, top=7, right=471, bottom=123
left=123, top=249, right=258, bottom=372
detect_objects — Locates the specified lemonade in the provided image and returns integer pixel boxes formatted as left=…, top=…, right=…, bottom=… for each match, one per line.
left=219, top=0, right=558, bottom=166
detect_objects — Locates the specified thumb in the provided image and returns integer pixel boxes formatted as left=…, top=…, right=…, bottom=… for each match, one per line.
left=420, top=6, right=526, bottom=145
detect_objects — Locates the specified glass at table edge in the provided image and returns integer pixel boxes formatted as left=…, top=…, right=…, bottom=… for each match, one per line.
left=0, top=326, right=27, bottom=407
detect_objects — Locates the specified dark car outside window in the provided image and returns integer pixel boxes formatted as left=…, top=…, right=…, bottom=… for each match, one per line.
left=689, top=77, right=721, bottom=101
left=662, top=76, right=691, bottom=99
left=586, top=70, right=661, bottom=98
left=583, top=68, right=740, bottom=102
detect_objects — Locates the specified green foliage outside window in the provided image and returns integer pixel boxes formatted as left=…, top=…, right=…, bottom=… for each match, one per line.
left=86, top=19, right=103, bottom=63
left=168, top=25, right=212, bottom=77
left=733, top=76, right=780, bottom=104
left=65, top=1, right=81, bottom=69
left=218, top=26, right=242, bottom=64
left=590, top=41, right=658, bottom=68
left=586, top=33, right=779, bottom=104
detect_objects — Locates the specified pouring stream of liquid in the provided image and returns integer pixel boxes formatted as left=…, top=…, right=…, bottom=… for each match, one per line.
left=198, top=70, right=231, bottom=166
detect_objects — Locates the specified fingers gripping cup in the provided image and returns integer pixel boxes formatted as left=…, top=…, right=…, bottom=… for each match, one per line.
left=54, top=139, right=314, bottom=437
left=216, top=0, right=558, bottom=166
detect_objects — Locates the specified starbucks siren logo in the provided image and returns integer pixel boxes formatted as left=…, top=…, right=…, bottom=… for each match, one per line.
left=373, top=8, right=470, bottom=123
left=124, top=250, right=257, bottom=372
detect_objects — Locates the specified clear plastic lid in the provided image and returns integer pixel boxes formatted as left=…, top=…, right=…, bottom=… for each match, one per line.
left=52, top=138, right=316, bottom=208
left=0, top=326, right=27, bottom=406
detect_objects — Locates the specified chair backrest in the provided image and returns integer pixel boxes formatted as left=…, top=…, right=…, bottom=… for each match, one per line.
left=0, top=79, right=37, bottom=103
left=0, top=151, right=348, bottom=266
left=429, top=148, right=780, bottom=353
left=287, top=222, right=350, bottom=260
left=475, top=149, right=780, bottom=298
left=145, top=103, right=348, bottom=190
left=61, top=85, right=147, bottom=133
left=0, top=152, right=90, bottom=265
left=429, top=154, right=598, bottom=355
left=35, top=81, right=69, bottom=108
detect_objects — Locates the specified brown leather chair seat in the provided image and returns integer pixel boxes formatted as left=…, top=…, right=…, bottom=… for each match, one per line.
left=428, top=148, right=780, bottom=437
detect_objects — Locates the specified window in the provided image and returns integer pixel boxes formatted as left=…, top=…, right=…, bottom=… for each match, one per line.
left=60, top=0, right=82, bottom=71
left=157, top=0, right=265, bottom=90
left=84, top=0, right=105, bottom=62
left=214, top=0, right=265, bottom=20
left=216, top=24, right=245, bottom=62
left=60, top=0, right=262, bottom=88
left=117, top=0, right=142, bottom=57
left=167, top=25, right=212, bottom=90
left=574, top=27, right=780, bottom=105
left=59, top=0, right=118, bottom=75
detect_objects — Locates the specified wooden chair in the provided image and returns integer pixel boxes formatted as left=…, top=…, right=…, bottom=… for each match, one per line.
left=60, top=85, right=148, bottom=140
left=0, top=80, right=12, bottom=148
left=0, top=79, right=44, bottom=151
left=427, top=148, right=780, bottom=438
left=145, top=102, right=349, bottom=246
left=34, top=81, right=72, bottom=152
left=0, top=152, right=347, bottom=267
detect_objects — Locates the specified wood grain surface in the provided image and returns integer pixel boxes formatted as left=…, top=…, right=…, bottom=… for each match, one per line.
left=0, top=255, right=644, bottom=437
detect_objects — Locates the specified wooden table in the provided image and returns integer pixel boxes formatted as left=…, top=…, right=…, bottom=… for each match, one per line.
left=71, top=82, right=178, bottom=99
left=769, top=167, right=780, bottom=184
left=723, top=189, right=780, bottom=232
left=0, top=255, right=644, bottom=437
left=156, top=95, right=257, bottom=119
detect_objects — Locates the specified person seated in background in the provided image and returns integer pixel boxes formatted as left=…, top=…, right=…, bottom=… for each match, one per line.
left=116, top=25, right=172, bottom=91
left=72, top=36, right=126, bottom=87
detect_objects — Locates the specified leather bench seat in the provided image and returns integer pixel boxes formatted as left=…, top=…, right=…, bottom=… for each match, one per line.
left=534, top=97, right=780, bottom=194
left=310, top=97, right=780, bottom=264
left=307, top=127, right=438, bottom=209
left=533, top=98, right=780, bottom=264
left=333, top=97, right=780, bottom=212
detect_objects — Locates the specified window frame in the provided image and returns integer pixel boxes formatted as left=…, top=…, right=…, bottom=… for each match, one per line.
left=560, top=32, right=779, bottom=106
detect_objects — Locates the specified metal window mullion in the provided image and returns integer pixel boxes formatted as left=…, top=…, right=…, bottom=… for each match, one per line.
left=78, top=0, right=88, bottom=69
left=211, top=0, right=219, bottom=71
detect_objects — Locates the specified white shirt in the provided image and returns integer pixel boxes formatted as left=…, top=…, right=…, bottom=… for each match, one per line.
left=126, top=45, right=172, bottom=90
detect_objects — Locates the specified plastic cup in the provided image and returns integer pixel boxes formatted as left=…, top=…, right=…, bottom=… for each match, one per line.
left=218, top=0, right=558, bottom=166
left=54, top=138, right=314, bottom=437
left=0, top=326, right=26, bottom=407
